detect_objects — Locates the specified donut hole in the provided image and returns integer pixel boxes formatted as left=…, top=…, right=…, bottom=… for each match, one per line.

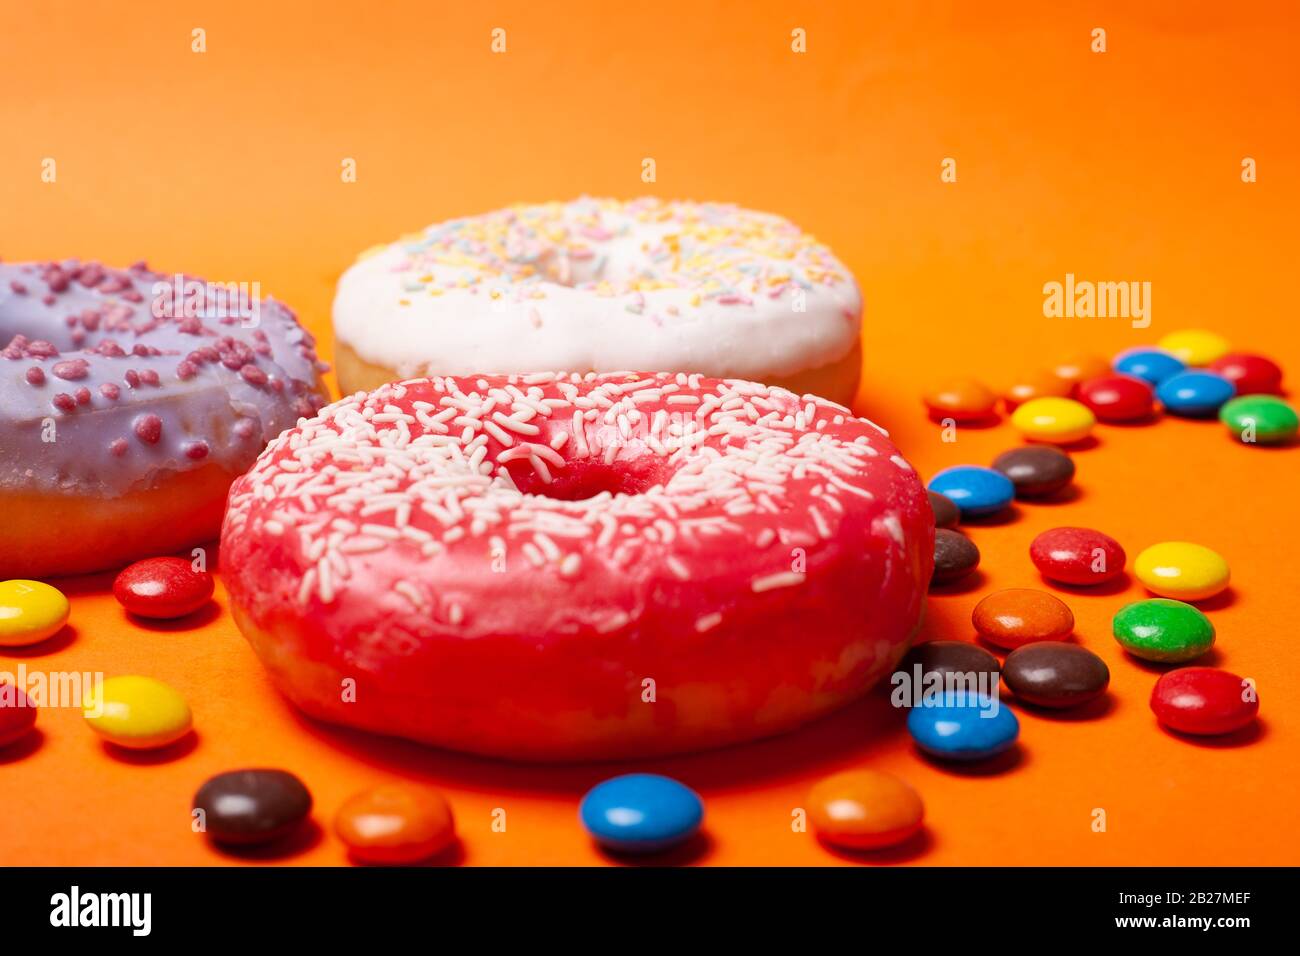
left=508, top=457, right=665, bottom=501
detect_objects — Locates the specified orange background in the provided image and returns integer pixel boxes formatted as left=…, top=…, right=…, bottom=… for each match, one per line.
left=2, top=0, right=1298, bottom=865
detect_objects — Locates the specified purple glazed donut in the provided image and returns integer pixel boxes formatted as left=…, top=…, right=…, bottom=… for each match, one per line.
left=0, top=259, right=329, bottom=578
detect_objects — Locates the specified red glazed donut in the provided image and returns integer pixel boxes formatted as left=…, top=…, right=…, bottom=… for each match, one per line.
left=0, top=259, right=328, bottom=578
left=221, top=372, right=932, bottom=761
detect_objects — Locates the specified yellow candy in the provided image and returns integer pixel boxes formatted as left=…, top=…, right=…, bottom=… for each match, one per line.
left=1134, top=542, right=1230, bottom=602
left=1157, top=329, right=1230, bottom=367
left=0, top=579, right=70, bottom=647
left=1010, top=397, right=1096, bottom=444
left=83, top=675, right=193, bottom=750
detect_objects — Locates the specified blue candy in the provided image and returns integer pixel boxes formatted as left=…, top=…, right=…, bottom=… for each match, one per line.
left=907, top=692, right=1020, bottom=761
left=927, top=466, right=1014, bottom=518
left=1156, top=370, right=1236, bottom=417
left=1113, top=348, right=1185, bottom=386
left=579, top=773, right=703, bottom=853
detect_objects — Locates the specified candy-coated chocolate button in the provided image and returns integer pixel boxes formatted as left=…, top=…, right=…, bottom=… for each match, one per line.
left=114, top=557, right=214, bottom=619
left=1157, top=329, right=1230, bottom=367
left=928, top=466, right=1014, bottom=517
left=932, top=529, right=980, bottom=585
left=1050, top=355, right=1110, bottom=390
left=894, top=642, right=1001, bottom=708
left=1002, top=372, right=1071, bottom=411
left=972, top=588, right=1075, bottom=649
left=0, top=683, right=38, bottom=747
left=907, top=692, right=1019, bottom=761
left=83, top=675, right=192, bottom=750
left=1219, top=395, right=1298, bottom=445
left=579, top=774, right=703, bottom=853
left=807, top=770, right=924, bottom=850
left=895, top=641, right=1001, bottom=690
left=1209, top=352, right=1284, bottom=395
left=1113, top=347, right=1185, bottom=386
left=1112, top=598, right=1215, bottom=663
left=1010, top=397, right=1096, bottom=444
left=927, top=490, right=960, bottom=529
left=990, top=446, right=1075, bottom=498
left=194, top=769, right=313, bottom=846
left=335, top=785, right=456, bottom=864
left=1156, top=370, right=1235, bottom=417
left=1150, top=667, right=1258, bottom=736
left=0, top=579, right=70, bottom=647
left=1030, top=526, right=1127, bottom=586
left=1133, top=541, right=1229, bottom=601
left=1076, top=374, right=1155, bottom=423
left=923, top=379, right=998, bottom=423
left=1002, top=642, right=1109, bottom=709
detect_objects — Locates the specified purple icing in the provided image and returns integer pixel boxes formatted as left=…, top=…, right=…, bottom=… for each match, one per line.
left=1, top=259, right=330, bottom=496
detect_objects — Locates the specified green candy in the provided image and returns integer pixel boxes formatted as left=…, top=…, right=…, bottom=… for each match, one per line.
left=1113, top=598, right=1215, bottom=662
left=1219, top=395, right=1299, bottom=445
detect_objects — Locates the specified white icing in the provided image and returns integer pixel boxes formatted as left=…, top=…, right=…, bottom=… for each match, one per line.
left=333, top=197, right=862, bottom=382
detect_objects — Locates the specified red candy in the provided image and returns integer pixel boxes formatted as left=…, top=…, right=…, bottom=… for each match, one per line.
left=1076, top=374, right=1155, bottom=423
left=1030, top=526, right=1127, bottom=586
left=1150, top=667, right=1259, bottom=736
left=1208, top=353, right=1283, bottom=396
left=0, top=683, right=38, bottom=747
left=113, top=556, right=214, bottom=619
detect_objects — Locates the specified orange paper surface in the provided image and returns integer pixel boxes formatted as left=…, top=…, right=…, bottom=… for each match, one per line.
left=1, top=0, right=1297, bottom=866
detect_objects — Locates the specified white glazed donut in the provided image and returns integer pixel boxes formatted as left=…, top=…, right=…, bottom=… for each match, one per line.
left=332, top=198, right=863, bottom=406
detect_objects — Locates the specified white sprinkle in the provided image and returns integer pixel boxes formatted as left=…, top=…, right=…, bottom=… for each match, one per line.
left=482, top=419, right=514, bottom=446
left=810, top=506, right=832, bottom=539
left=534, top=532, right=561, bottom=561
left=395, top=580, right=426, bottom=608
left=751, top=571, right=806, bottom=592
left=596, top=610, right=630, bottom=633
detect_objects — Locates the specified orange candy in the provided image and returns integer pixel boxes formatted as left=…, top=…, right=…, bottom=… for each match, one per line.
left=1050, top=354, right=1110, bottom=392
left=807, top=770, right=925, bottom=850
left=972, top=588, right=1075, bottom=649
left=334, top=785, right=456, bottom=864
left=923, top=379, right=998, bottom=422
left=1003, top=372, right=1072, bottom=411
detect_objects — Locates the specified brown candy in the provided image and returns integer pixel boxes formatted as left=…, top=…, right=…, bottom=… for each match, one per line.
left=193, top=769, right=313, bottom=847
left=928, top=490, right=960, bottom=529
left=991, top=446, right=1075, bottom=498
left=896, top=640, right=1001, bottom=687
left=932, top=529, right=979, bottom=585
left=1002, top=642, right=1110, bottom=709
